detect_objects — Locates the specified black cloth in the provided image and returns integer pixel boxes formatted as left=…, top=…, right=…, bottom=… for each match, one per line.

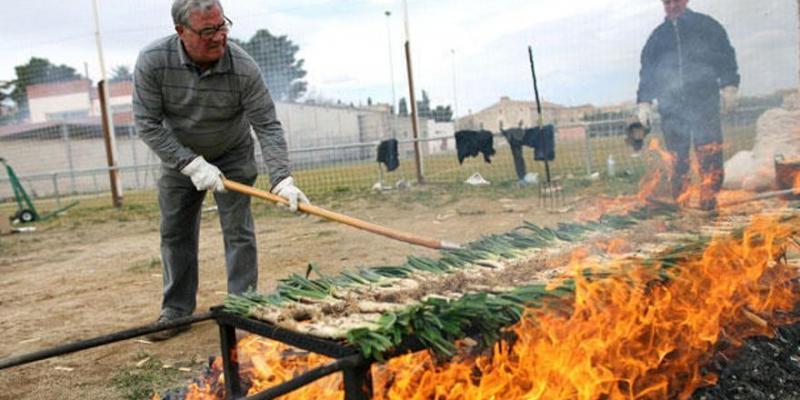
left=502, top=128, right=530, bottom=180
left=531, top=125, right=555, bottom=161
left=502, top=128, right=537, bottom=148
left=637, top=8, right=739, bottom=119
left=501, top=127, right=556, bottom=179
left=376, top=139, right=399, bottom=172
left=455, top=130, right=495, bottom=164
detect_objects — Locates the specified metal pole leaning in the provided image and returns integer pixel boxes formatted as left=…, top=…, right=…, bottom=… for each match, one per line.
left=0, top=312, right=214, bottom=370
left=223, top=180, right=461, bottom=250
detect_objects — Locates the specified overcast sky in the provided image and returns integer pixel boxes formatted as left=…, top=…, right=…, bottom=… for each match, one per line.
left=1, top=0, right=797, bottom=115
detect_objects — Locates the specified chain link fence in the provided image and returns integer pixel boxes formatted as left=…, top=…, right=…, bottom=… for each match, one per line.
left=0, top=0, right=796, bottom=213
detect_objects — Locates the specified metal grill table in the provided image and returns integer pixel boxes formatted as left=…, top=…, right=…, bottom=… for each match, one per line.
left=213, top=307, right=375, bottom=400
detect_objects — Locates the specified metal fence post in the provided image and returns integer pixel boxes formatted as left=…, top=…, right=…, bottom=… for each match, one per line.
left=52, top=172, right=62, bottom=208
left=128, top=126, right=141, bottom=189
left=583, top=125, right=594, bottom=176
left=61, top=124, right=76, bottom=194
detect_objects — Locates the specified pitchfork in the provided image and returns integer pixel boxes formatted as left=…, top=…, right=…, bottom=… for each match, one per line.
left=528, top=46, right=564, bottom=208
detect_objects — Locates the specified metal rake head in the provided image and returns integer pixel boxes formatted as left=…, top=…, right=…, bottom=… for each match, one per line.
left=538, top=179, right=565, bottom=209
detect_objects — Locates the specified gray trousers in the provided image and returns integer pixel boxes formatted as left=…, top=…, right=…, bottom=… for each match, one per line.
left=157, top=142, right=259, bottom=319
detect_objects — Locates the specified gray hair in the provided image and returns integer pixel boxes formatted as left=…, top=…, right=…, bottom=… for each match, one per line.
left=171, top=0, right=223, bottom=26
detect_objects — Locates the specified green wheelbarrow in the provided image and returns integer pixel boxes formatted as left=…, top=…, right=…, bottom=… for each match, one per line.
left=0, top=158, right=78, bottom=223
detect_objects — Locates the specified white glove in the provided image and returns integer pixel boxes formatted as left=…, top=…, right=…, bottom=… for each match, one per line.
left=637, top=102, right=653, bottom=129
left=721, top=86, right=738, bottom=113
left=271, top=176, right=309, bottom=212
left=180, top=156, right=225, bottom=192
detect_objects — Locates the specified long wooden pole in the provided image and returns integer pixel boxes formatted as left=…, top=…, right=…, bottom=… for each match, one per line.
left=223, top=180, right=460, bottom=250
left=98, top=80, right=122, bottom=208
left=92, top=0, right=122, bottom=207
left=403, top=0, right=424, bottom=184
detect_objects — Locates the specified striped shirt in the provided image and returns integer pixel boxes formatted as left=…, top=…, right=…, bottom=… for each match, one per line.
left=133, top=34, right=290, bottom=186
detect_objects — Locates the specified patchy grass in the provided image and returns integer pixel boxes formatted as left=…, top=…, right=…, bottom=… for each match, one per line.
left=111, top=354, right=194, bottom=400
left=127, top=257, right=161, bottom=273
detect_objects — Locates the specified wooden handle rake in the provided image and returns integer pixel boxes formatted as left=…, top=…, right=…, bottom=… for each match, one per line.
left=223, top=180, right=461, bottom=250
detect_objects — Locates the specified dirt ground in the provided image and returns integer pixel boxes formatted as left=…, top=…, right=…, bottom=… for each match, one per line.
left=0, top=185, right=580, bottom=400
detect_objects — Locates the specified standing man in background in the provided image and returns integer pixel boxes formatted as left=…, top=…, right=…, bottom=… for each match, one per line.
left=133, top=0, right=309, bottom=340
left=636, top=0, right=739, bottom=211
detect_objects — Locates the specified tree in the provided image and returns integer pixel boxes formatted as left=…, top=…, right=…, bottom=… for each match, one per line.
left=110, top=65, right=133, bottom=82
left=234, top=30, right=308, bottom=102
left=9, top=57, right=82, bottom=119
left=0, top=80, right=15, bottom=124
left=416, top=90, right=431, bottom=119
left=398, top=97, right=408, bottom=116
left=398, top=90, right=451, bottom=122
left=0, top=80, right=12, bottom=104
left=431, top=105, right=453, bottom=122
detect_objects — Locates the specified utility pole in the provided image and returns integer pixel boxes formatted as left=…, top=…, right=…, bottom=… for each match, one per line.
left=385, top=11, right=397, bottom=114
left=402, top=0, right=424, bottom=184
left=92, top=0, right=122, bottom=207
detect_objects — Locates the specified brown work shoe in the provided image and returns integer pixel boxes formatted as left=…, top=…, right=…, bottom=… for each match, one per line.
left=145, top=315, right=191, bottom=342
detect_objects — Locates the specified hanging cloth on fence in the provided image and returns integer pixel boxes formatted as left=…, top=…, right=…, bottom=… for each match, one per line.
left=530, top=125, right=555, bottom=161
left=502, top=128, right=538, bottom=148
left=376, top=139, right=399, bottom=171
left=455, top=130, right=496, bottom=164
left=502, top=128, right=534, bottom=180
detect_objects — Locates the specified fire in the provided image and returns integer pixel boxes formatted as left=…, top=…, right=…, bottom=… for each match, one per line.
left=175, top=338, right=339, bottom=399
left=794, top=170, right=800, bottom=190
left=578, top=139, right=676, bottom=221
left=597, top=238, right=631, bottom=257
left=373, top=215, right=798, bottom=399
left=637, top=138, right=675, bottom=204
left=675, top=142, right=724, bottom=208
left=167, top=214, right=798, bottom=400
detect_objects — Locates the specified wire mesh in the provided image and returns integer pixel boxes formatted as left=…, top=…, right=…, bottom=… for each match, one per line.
left=0, top=0, right=797, bottom=212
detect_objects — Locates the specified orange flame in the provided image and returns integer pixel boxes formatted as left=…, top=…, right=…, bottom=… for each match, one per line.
left=597, top=238, right=631, bottom=257
left=637, top=139, right=675, bottom=203
left=168, top=216, right=798, bottom=400
left=794, top=171, right=800, bottom=190
left=578, top=139, right=677, bottom=222
left=373, top=215, right=798, bottom=399
left=674, top=143, right=725, bottom=208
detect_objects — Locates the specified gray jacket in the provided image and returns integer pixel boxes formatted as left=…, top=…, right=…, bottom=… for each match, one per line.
left=133, top=35, right=290, bottom=186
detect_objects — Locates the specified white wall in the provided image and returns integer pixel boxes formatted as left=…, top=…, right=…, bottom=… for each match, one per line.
left=29, top=92, right=92, bottom=123
left=425, top=120, right=455, bottom=155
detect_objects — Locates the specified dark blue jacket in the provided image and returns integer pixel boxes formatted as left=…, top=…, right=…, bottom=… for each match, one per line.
left=637, top=9, right=739, bottom=118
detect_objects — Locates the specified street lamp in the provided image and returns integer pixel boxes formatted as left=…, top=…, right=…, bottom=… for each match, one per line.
left=385, top=10, right=397, bottom=114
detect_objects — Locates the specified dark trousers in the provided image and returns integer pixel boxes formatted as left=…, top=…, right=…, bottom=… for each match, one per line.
left=661, top=111, right=724, bottom=208
left=157, top=142, right=259, bottom=318
left=509, top=144, right=527, bottom=180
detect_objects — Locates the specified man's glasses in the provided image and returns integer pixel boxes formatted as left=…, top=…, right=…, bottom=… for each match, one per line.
left=185, top=16, right=232, bottom=40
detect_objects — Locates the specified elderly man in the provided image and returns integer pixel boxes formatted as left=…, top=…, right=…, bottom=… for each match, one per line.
left=133, top=0, right=308, bottom=340
left=636, top=0, right=739, bottom=211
